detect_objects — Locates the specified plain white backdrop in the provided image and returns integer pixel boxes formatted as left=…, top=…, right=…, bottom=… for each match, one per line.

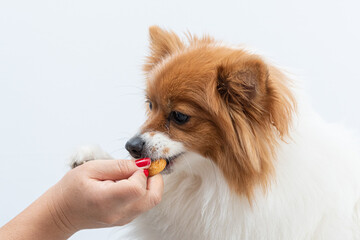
left=1, top=0, right=359, bottom=239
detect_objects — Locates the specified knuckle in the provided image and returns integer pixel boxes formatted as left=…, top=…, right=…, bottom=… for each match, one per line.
left=128, top=183, right=146, bottom=198
left=116, top=159, right=133, bottom=175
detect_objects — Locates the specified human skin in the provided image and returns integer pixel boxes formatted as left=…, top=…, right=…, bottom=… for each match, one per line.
left=0, top=159, right=164, bottom=240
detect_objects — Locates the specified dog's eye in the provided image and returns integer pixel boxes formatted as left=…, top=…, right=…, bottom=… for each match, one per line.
left=170, top=111, right=190, bottom=125
left=147, top=101, right=152, bottom=110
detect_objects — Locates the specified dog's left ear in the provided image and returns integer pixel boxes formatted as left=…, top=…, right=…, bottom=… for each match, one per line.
left=216, top=55, right=294, bottom=138
left=217, top=56, right=268, bottom=111
left=216, top=54, right=295, bottom=176
left=144, top=26, right=184, bottom=72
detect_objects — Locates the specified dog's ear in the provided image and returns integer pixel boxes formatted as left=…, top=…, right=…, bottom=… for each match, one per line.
left=216, top=54, right=295, bottom=182
left=216, top=55, right=294, bottom=138
left=217, top=56, right=268, bottom=111
left=144, top=26, right=184, bottom=72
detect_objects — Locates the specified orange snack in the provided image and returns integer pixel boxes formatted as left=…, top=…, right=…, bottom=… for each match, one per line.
left=148, top=158, right=167, bottom=176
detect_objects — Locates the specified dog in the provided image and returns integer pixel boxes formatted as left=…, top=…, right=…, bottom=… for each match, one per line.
left=71, top=26, right=360, bottom=239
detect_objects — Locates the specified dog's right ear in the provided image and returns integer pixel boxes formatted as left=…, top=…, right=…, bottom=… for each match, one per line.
left=144, top=26, right=184, bottom=72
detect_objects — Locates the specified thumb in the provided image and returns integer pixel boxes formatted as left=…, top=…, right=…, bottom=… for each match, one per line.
left=81, top=159, right=139, bottom=181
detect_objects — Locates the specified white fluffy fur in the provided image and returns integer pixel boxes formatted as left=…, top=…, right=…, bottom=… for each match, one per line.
left=141, top=132, right=186, bottom=160
left=114, top=103, right=360, bottom=239
left=69, top=144, right=112, bottom=167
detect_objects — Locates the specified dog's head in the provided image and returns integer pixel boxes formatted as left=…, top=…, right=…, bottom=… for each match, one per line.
left=126, top=26, right=295, bottom=198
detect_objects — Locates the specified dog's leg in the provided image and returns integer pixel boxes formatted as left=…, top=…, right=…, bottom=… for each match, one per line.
left=69, top=145, right=113, bottom=168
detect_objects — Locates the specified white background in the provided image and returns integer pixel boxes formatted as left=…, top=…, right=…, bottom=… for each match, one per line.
left=1, top=0, right=359, bottom=239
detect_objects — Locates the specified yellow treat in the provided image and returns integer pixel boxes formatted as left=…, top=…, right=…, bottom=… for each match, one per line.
left=148, top=158, right=167, bottom=176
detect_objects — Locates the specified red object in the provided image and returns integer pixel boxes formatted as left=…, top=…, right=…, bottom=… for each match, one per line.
left=135, top=158, right=151, bottom=168
left=143, top=169, right=149, bottom=177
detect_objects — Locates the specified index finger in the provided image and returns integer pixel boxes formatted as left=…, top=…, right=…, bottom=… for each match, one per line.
left=81, top=159, right=139, bottom=181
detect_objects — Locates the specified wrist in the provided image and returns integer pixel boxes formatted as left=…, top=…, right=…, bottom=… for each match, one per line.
left=0, top=186, right=77, bottom=240
left=46, top=184, right=78, bottom=238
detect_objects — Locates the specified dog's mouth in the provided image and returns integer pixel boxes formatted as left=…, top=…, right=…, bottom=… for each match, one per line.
left=151, top=152, right=184, bottom=174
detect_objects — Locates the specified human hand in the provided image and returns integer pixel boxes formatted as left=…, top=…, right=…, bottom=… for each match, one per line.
left=47, top=158, right=164, bottom=234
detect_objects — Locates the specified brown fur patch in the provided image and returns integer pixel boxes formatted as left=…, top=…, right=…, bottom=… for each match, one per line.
left=150, top=147, right=156, bottom=154
left=141, top=26, right=296, bottom=199
left=162, top=147, right=170, bottom=155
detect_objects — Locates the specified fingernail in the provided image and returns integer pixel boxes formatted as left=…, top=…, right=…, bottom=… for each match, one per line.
left=135, top=158, right=151, bottom=168
left=143, top=169, right=149, bottom=177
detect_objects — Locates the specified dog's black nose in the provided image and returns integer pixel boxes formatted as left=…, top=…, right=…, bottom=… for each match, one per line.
left=125, top=136, right=145, bottom=159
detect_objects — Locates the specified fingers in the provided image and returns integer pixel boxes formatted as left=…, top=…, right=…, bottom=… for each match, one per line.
left=123, top=174, right=164, bottom=214
left=78, top=159, right=163, bottom=214
left=106, top=169, right=148, bottom=201
left=109, top=174, right=164, bottom=225
left=109, top=173, right=163, bottom=209
left=128, top=169, right=148, bottom=190
left=146, top=174, right=164, bottom=207
left=81, top=159, right=139, bottom=181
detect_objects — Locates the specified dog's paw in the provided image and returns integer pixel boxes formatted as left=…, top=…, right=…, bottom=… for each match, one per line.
left=69, top=145, right=113, bottom=168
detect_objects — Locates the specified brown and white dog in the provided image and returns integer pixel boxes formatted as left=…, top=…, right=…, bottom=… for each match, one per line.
left=71, top=26, right=360, bottom=239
